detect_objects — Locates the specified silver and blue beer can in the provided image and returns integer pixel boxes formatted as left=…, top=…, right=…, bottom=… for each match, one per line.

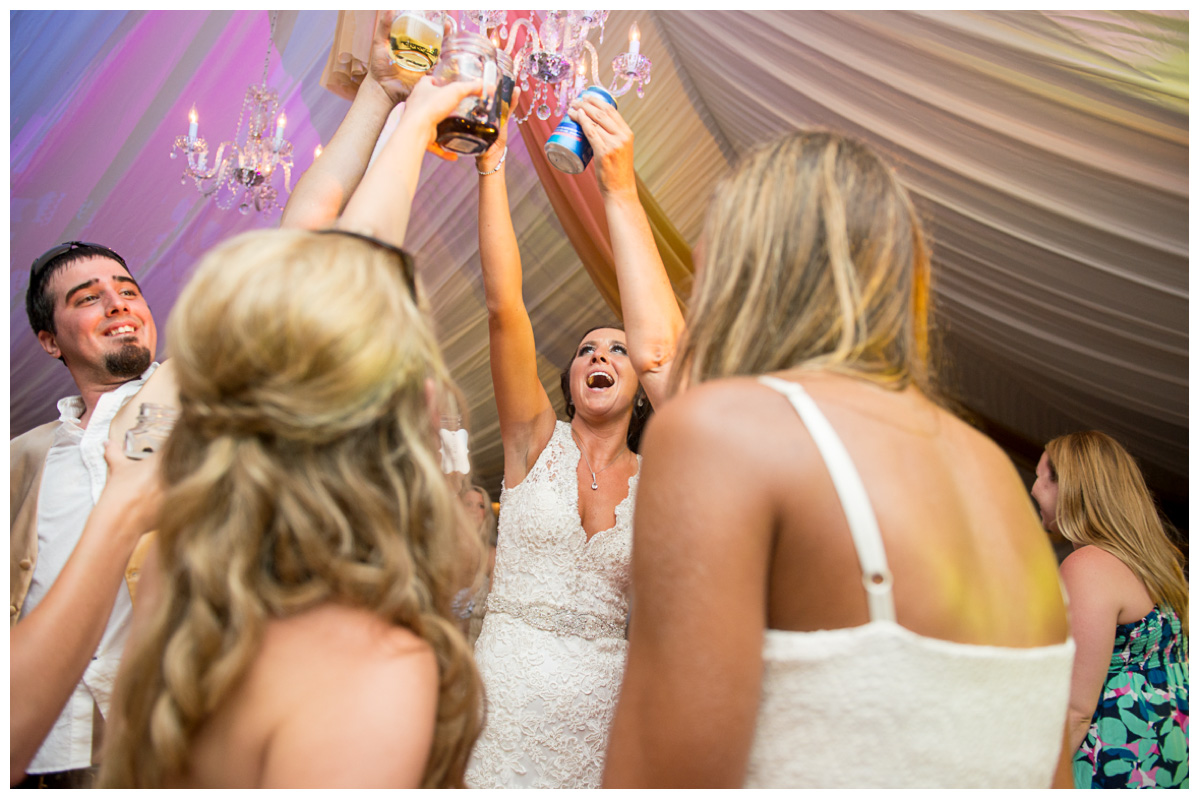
left=544, top=86, right=618, bottom=175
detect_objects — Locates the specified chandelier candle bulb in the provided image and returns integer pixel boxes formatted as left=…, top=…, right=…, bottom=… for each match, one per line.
left=628, top=22, right=640, bottom=57
left=170, top=10, right=294, bottom=215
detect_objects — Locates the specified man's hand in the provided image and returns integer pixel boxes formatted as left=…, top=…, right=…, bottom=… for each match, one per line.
left=568, top=95, right=637, bottom=200
left=369, top=10, right=446, bottom=106
left=476, top=87, right=522, bottom=174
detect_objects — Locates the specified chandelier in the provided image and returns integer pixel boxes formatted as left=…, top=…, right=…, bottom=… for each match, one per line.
left=462, top=10, right=652, bottom=122
left=171, top=11, right=294, bottom=215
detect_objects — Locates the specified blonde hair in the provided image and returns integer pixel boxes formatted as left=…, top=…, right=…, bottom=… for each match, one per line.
left=1045, top=431, right=1188, bottom=635
left=673, top=129, right=933, bottom=391
left=99, top=229, right=482, bottom=787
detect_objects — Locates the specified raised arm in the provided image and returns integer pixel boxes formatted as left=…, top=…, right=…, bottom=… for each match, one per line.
left=280, top=11, right=423, bottom=230
left=603, top=383, right=772, bottom=787
left=569, top=97, right=685, bottom=409
left=476, top=99, right=558, bottom=484
left=337, top=76, right=482, bottom=247
left=10, top=442, right=163, bottom=783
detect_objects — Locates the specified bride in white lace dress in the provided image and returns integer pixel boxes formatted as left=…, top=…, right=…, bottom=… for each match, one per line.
left=465, top=95, right=683, bottom=788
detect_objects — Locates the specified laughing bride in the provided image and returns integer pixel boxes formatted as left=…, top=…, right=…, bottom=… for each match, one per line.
left=464, top=94, right=683, bottom=788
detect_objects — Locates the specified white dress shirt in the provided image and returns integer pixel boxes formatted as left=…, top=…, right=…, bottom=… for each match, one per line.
left=22, top=363, right=157, bottom=773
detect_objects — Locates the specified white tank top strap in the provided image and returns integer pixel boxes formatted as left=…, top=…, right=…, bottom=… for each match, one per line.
left=757, top=375, right=896, bottom=623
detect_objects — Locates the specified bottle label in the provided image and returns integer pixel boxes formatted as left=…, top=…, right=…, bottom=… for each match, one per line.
left=391, top=37, right=440, bottom=71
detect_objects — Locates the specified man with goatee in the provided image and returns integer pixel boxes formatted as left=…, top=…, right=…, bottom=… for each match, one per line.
left=10, top=242, right=175, bottom=788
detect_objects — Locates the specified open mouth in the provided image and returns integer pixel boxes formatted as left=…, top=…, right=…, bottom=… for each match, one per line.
left=106, top=324, right=136, bottom=337
left=586, top=371, right=614, bottom=389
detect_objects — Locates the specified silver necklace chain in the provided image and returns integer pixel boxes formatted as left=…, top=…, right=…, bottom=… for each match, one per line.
left=572, top=430, right=628, bottom=491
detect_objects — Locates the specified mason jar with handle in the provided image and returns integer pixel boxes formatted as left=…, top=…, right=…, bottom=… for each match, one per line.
left=433, top=32, right=501, bottom=156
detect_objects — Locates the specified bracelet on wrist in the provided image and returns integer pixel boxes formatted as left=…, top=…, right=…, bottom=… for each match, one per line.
left=477, top=146, right=507, bottom=176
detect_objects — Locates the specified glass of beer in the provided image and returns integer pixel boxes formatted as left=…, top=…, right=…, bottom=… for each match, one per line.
left=389, top=10, right=454, bottom=72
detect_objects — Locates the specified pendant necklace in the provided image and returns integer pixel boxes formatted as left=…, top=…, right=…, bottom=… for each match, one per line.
left=572, top=430, right=627, bottom=490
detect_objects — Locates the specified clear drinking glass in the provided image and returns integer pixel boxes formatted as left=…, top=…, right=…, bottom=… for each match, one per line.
left=389, top=10, right=455, bottom=72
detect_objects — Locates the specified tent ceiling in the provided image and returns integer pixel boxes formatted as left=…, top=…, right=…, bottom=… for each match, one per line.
left=9, top=10, right=1188, bottom=528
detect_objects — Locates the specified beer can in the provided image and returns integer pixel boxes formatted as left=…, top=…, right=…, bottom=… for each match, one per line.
left=544, top=86, right=618, bottom=174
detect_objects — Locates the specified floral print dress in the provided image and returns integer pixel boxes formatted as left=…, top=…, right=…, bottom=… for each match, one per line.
left=1074, top=606, right=1189, bottom=788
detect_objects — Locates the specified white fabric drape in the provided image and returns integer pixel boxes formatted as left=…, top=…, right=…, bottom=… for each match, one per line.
left=10, top=11, right=1188, bottom=518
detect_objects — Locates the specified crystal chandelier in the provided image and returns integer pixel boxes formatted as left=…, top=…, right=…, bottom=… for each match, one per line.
left=464, top=10, right=652, bottom=122
left=171, top=11, right=294, bottom=215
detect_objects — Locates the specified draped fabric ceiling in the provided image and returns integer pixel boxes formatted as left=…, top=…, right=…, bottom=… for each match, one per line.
left=9, top=11, right=1189, bottom=529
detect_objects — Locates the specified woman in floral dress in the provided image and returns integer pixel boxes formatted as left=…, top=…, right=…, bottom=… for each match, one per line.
left=1033, top=430, right=1188, bottom=788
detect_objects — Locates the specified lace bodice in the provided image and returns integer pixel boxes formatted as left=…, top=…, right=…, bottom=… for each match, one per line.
left=466, top=421, right=638, bottom=788
left=487, top=421, right=637, bottom=634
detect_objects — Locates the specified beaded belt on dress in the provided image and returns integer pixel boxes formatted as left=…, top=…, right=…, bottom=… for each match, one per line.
left=487, top=595, right=624, bottom=641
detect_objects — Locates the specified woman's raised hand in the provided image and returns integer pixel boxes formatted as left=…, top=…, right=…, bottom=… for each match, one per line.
left=402, top=75, right=485, bottom=149
left=568, top=95, right=637, bottom=199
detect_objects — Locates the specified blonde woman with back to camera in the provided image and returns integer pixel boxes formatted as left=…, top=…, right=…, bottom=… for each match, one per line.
left=1033, top=431, right=1188, bottom=788
left=603, top=130, right=1076, bottom=788
left=97, top=75, right=486, bottom=788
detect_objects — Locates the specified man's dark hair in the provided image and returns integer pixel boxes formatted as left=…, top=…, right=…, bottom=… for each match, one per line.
left=26, top=242, right=130, bottom=336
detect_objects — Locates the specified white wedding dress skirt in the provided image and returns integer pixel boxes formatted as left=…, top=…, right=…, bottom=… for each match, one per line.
left=465, top=422, right=637, bottom=789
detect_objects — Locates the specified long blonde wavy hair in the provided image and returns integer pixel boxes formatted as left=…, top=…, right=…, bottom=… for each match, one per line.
left=672, top=129, right=934, bottom=392
left=1045, top=430, right=1188, bottom=635
left=99, top=229, right=482, bottom=787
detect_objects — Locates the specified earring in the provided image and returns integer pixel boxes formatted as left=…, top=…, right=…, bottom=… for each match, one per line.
left=636, top=396, right=645, bottom=409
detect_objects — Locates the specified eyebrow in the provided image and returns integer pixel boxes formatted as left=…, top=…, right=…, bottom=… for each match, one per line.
left=63, top=274, right=140, bottom=304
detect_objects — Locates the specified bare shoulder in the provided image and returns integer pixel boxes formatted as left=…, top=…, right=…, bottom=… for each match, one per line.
left=1061, top=544, right=1134, bottom=583
left=256, top=605, right=439, bottom=787
left=647, top=376, right=777, bottom=452
left=1058, top=545, right=1141, bottom=618
left=637, top=377, right=785, bottom=533
left=186, top=603, right=440, bottom=787
left=259, top=603, right=435, bottom=682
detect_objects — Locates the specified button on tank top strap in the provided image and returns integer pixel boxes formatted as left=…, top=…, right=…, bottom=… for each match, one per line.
left=758, top=376, right=896, bottom=623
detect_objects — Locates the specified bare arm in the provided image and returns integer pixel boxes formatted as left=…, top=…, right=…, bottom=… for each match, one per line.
left=336, top=76, right=482, bottom=247
left=9, top=443, right=163, bottom=783
left=603, top=384, right=773, bottom=787
left=280, top=10, right=431, bottom=230
left=278, top=74, right=397, bottom=230
left=475, top=98, right=557, bottom=483
left=1052, top=546, right=1121, bottom=787
left=569, top=97, right=685, bottom=409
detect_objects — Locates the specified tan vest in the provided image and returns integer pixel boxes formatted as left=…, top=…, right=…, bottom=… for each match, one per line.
left=9, top=361, right=176, bottom=625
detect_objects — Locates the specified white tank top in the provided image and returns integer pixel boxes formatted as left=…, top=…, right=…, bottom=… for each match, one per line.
left=744, top=376, right=1074, bottom=788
